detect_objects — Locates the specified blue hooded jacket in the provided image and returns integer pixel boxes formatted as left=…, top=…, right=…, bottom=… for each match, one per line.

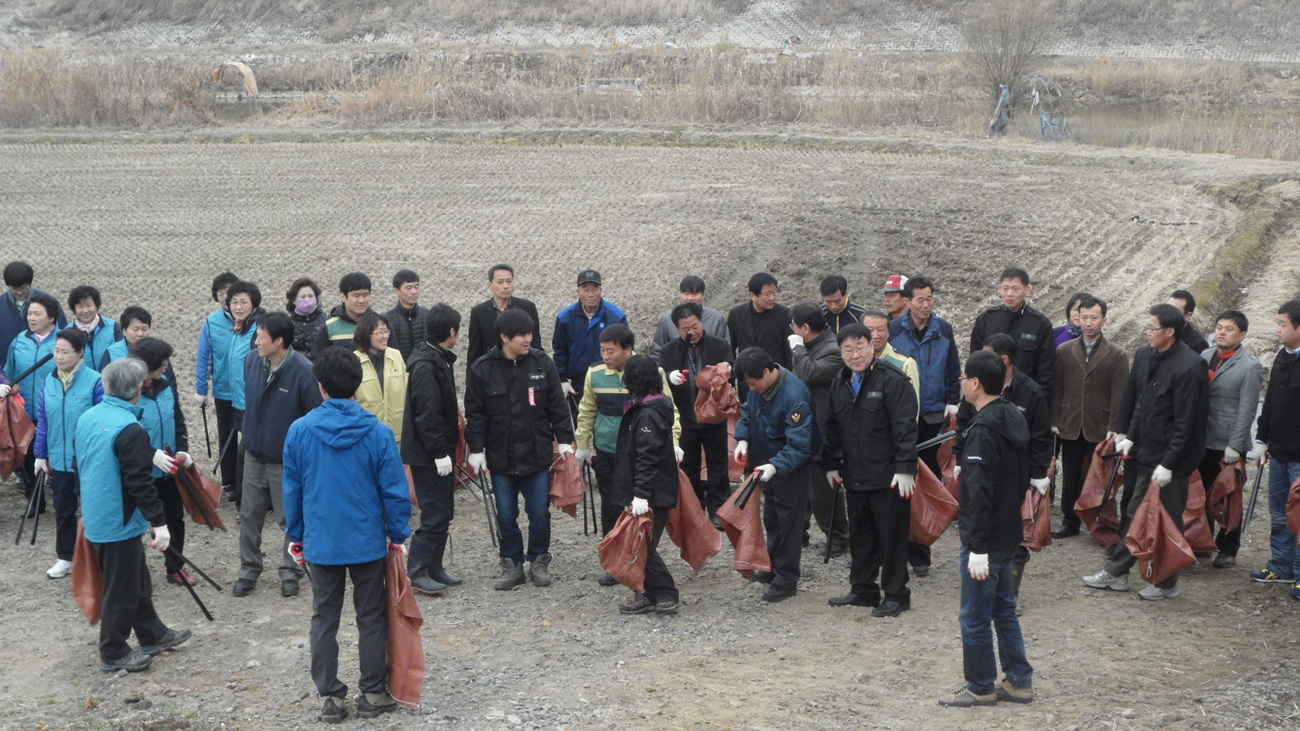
left=283, top=398, right=411, bottom=566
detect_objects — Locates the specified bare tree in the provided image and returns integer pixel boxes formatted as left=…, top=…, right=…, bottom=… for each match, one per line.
left=962, top=0, right=1058, bottom=98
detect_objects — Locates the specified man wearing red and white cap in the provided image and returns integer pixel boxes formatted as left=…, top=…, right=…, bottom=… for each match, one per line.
left=883, top=275, right=910, bottom=322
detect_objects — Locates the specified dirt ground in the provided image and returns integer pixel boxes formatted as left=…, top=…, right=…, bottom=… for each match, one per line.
left=1, top=133, right=1300, bottom=730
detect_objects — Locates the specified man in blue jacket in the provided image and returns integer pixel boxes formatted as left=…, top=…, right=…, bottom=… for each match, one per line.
left=552, top=269, right=628, bottom=403
left=284, top=347, right=411, bottom=724
left=733, top=347, right=819, bottom=603
left=234, top=311, right=322, bottom=599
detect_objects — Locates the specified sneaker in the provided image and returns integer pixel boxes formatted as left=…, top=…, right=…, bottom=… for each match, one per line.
left=167, top=569, right=197, bottom=586
left=141, top=628, right=192, bottom=656
left=1082, top=570, right=1130, bottom=591
left=937, top=687, right=997, bottom=707
left=46, top=559, right=74, bottom=579
left=619, top=592, right=657, bottom=614
left=100, top=649, right=152, bottom=673
left=494, top=559, right=525, bottom=591
left=529, top=553, right=553, bottom=587
left=1250, top=569, right=1295, bottom=584
left=1291, top=583, right=1300, bottom=601
left=655, top=600, right=679, bottom=614
left=1138, top=584, right=1182, bottom=601
left=320, top=696, right=347, bottom=724
left=597, top=573, right=619, bottom=587
left=995, top=680, right=1033, bottom=704
left=355, top=691, right=397, bottom=719
left=1212, top=553, right=1236, bottom=569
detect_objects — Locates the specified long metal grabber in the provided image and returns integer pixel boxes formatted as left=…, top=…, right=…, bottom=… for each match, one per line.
left=200, top=403, right=212, bottom=459
left=823, top=475, right=842, bottom=564
left=1099, top=453, right=1126, bottom=508
left=211, top=425, right=238, bottom=477
left=162, top=547, right=215, bottom=621
left=14, top=471, right=45, bottom=546
left=9, top=353, right=54, bottom=388
left=163, top=545, right=224, bottom=592
left=916, top=430, right=956, bottom=453
left=1242, top=458, right=1268, bottom=539
left=454, top=462, right=498, bottom=547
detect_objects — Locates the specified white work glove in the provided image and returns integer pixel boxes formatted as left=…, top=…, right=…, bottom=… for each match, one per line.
left=674, top=446, right=684, bottom=463
left=435, top=456, right=452, bottom=476
left=967, top=552, right=990, bottom=581
left=389, top=542, right=405, bottom=556
left=33, top=457, right=49, bottom=475
left=576, top=448, right=592, bottom=464
left=668, top=369, right=688, bottom=386
left=891, top=473, right=915, bottom=498
left=1030, top=477, right=1050, bottom=495
left=787, top=334, right=803, bottom=350
left=289, top=542, right=306, bottom=567
left=1153, top=465, right=1173, bottom=487
left=557, top=444, right=575, bottom=459
left=148, top=525, right=171, bottom=553
left=953, top=465, right=961, bottom=481
left=1223, top=446, right=1242, bottom=465
left=825, top=470, right=841, bottom=489
left=561, top=382, right=576, bottom=397
left=756, top=464, right=777, bottom=482
left=152, top=449, right=177, bottom=474
left=175, top=451, right=194, bottom=468
left=468, top=452, right=487, bottom=473
left=0, top=384, right=10, bottom=399
left=943, top=404, right=959, bottom=418
left=194, top=392, right=208, bottom=407
left=1248, top=442, right=1268, bottom=464
left=1105, top=431, right=1117, bottom=441
left=1051, top=426, right=1060, bottom=436
left=1115, top=436, right=1133, bottom=457
left=631, top=497, right=650, bottom=516
left=733, top=440, right=748, bottom=464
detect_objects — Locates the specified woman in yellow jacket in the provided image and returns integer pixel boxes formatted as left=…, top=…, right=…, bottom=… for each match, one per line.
left=353, top=312, right=407, bottom=443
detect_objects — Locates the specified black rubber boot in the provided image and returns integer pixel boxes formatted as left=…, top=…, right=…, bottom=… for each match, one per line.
left=428, top=535, right=462, bottom=586
left=1010, top=562, right=1024, bottom=616
left=407, top=540, right=447, bottom=595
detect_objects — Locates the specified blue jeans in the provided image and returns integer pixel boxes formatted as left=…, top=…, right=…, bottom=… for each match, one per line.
left=492, top=471, right=551, bottom=563
left=959, top=546, right=1033, bottom=695
left=1266, top=459, right=1300, bottom=579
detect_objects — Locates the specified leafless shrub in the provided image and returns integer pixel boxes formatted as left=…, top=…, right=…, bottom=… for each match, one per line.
left=962, top=0, right=1057, bottom=97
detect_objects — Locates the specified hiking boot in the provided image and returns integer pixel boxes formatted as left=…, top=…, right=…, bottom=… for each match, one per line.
left=46, top=559, right=74, bottom=579
left=410, top=574, right=448, bottom=595
left=761, top=585, right=797, bottom=602
left=937, top=687, right=996, bottom=707
left=167, top=569, right=197, bottom=586
left=494, top=559, right=525, bottom=591
left=355, top=691, right=397, bottom=719
left=529, top=553, right=553, bottom=587
left=655, top=600, right=679, bottom=614
left=141, top=629, right=192, bottom=656
left=619, top=592, right=657, bottom=614
left=995, top=680, right=1033, bottom=704
left=1138, top=584, right=1182, bottom=601
left=232, top=578, right=255, bottom=597
left=1212, top=553, right=1236, bottom=569
left=100, top=649, right=152, bottom=673
left=1291, top=583, right=1300, bottom=601
left=1250, top=569, right=1294, bottom=584
left=319, top=696, right=347, bottom=724
left=598, top=573, right=619, bottom=586
left=750, top=571, right=774, bottom=585
left=1082, top=570, right=1130, bottom=591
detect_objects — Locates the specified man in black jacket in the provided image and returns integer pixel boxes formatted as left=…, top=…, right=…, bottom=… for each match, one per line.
left=728, top=272, right=792, bottom=401
left=1249, top=299, right=1300, bottom=594
left=465, top=264, right=543, bottom=379
left=401, top=303, right=463, bottom=595
left=1084, top=304, right=1208, bottom=601
left=969, top=267, right=1055, bottom=401
left=1168, top=289, right=1210, bottom=355
left=384, top=269, right=428, bottom=362
left=659, top=302, right=734, bottom=524
left=789, top=302, right=848, bottom=556
left=938, top=350, right=1033, bottom=708
left=822, top=324, right=918, bottom=617
left=465, top=309, right=574, bottom=591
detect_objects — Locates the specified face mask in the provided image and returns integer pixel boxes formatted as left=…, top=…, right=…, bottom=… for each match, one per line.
left=294, top=297, right=317, bottom=316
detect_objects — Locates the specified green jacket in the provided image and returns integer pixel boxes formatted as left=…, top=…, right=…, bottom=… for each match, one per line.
left=576, top=358, right=681, bottom=453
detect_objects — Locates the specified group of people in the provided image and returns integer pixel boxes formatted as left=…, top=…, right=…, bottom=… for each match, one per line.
left=5, top=256, right=1299, bottom=716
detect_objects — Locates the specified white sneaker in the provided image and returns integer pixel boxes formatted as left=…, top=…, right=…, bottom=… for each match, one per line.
left=46, top=559, right=74, bottom=579
left=1082, top=570, right=1130, bottom=591
left=1138, top=584, right=1181, bottom=601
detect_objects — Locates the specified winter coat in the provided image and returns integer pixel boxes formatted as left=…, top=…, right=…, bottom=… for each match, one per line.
left=822, top=300, right=868, bottom=335
left=657, top=333, right=733, bottom=430
left=0, top=290, right=65, bottom=366
left=226, top=311, right=261, bottom=411
left=384, top=303, right=428, bottom=363
left=1200, top=346, right=1263, bottom=454
left=889, top=313, right=961, bottom=416
left=733, top=367, right=819, bottom=476
left=465, top=297, right=543, bottom=379
left=823, top=359, right=919, bottom=491
left=138, top=373, right=189, bottom=478
left=464, top=346, right=574, bottom=475
left=612, top=394, right=679, bottom=509
left=727, top=302, right=792, bottom=399
left=288, top=306, right=325, bottom=356
left=1126, top=340, right=1209, bottom=476
left=355, top=348, right=407, bottom=442
left=5, top=329, right=57, bottom=420
left=34, top=363, right=104, bottom=471
left=575, top=357, right=680, bottom=454
left=1256, top=347, right=1300, bottom=462
left=77, top=396, right=164, bottom=544
left=651, top=306, right=730, bottom=359
left=969, top=302, right=1056, bottom=400
left=311, top=304, right=363, bottom=357
left=241, top=349, right=322, bottom=464
left=1051, top=334, right=1129, bottom=443
left=552, top=299, right=629, bottom=385
left=195, top=308, right=236, bottom=400
left=401, top=343, right=459, bottom=468
left=283, top=398, right=411, bottom=565
left=790, top=329, right=844, bottom=460
left=74, top=317, right=122, bottom=375
left=958, top=398, right=1031, bottom=555
left=956, top=369, right=1053, bottom=480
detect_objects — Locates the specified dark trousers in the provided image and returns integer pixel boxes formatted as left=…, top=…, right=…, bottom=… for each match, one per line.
left=642, top=509, right=679, bottom=603
left=1106, top=468, right=1189, bottom=588
left=1058, top=436, right=1097, bottom=529
left=51, top=469, right=79, bottom=561
left=1119, top=458, right=1140, bottom=523
left=845, top=487, right=912, bottom=604
left=214, top=398, right=240, bottom=492
left=96, top=536, right=169, bottom=663
left=310, top=558, right=388, bottom=699
left=593, top=450, right=622, bottom=537
left=157, top=476, right=187, bottom=574
left=411, top=467, right=454, bottom=546
left=809, top=458, right=848, bottom=546
left=909, top=417, right=945, bottom=569
left=680, top=424, right=730, bottom=515
left=762, top=462, right=810, bottom=592
left=1198, top=449, right=1241, bottom=556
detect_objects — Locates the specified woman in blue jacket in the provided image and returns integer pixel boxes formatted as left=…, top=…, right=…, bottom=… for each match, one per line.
left=216, top=280, right=261, bottom=511
left=33, top=329, right=103, bottom=578
left=194, top=272, right=240, bottom=493
left=5, top=291, right=61, bottom=506
left=66, top=285, right=123, bottom=371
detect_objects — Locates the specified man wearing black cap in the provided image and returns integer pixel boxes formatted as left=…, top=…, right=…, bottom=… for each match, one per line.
left=553, top=269, right=628, bottom=402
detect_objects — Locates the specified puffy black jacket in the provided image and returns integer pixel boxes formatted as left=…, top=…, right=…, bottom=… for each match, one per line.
left=955, top=369, right=1052, bottom=480
left=1257, top=347, right=1300, bottom=462
left=464, top=346, right=574, bottom=475
left=401, top=343, right=458, bottom=468
left=958, top=399, right=1030, bottom=554
left=612, top=394, right=679, bottom=509
left=1127, top=340, right=1209, bottom=476
left=385, top=303, right=428, bottom=363
left=823, top=359, right=919, bottom=491
left=657, top=333, right=733, bottom=429
left=970, top=303, right=1056, bottom=400
left=288, top=307, right=325, bottom=357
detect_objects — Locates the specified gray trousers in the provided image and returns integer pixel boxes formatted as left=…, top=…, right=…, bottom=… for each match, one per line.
left=238, top=452, right=304, bottom=582
left=310, top=558, right=389, bottom=698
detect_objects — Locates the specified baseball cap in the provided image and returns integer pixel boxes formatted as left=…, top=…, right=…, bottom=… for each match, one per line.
left=577, top=269, right=602, bottom=286
left=883, top=274, right=908, bottom=292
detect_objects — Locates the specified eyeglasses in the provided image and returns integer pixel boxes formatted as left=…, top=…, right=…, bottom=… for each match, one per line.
left=52, top=348, right=78, bottom=356
left=373, top=328, right=390, bottom=336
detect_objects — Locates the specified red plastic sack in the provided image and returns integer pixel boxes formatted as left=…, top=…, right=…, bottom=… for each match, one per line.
left=1022, top=488, right=1053, bottom=552
left=598, top=509, right=654, bottom=592
left=909, top=460, right=958, bottom=546
left=176, top=463, right=227, bottom=531
left=1183, top=470, right=1217, bottom=552
left=385, top=544, right=424, bottom=709
left=1287, top=475, right=1300, bottom=535
left=665, top=469, right=722, bottom=573
left=694, top=362, right=740, bottom=425
left=455, top=410, right=468, bottom=469
left=726, top=412, right=743, bottom=483
left=549, top=443, right=585, bottom=518
left=1125, top=480, right=1197, bottom=586
left=936, top=414, right=959, bottom=499
left=1207, top=460, right=1246, bottom=534
left=0, top=396, right=35, bottom=481
left=1075, top=438, right=1122, bottom=548
left=73, top=520, right=102, bottom=625
left=716, top=473, right=770, bottom=579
